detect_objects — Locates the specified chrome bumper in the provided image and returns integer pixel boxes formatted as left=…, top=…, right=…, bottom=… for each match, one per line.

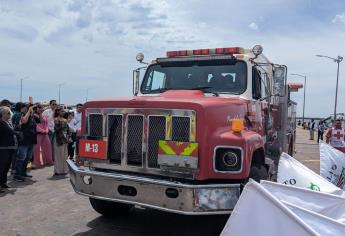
left=67, top=160, right=240, bottom=215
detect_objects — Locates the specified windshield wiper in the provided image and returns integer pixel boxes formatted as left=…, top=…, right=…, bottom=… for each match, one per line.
left=190, top=86, right=219, bottom=96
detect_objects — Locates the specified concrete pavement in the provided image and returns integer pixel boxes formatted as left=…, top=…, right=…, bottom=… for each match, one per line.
left=0, top=127, right=321, bottom=236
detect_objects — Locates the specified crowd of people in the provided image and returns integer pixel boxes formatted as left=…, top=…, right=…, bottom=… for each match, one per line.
left=298, top=118, right=345, bottom=150
left=0, top=99, right=83, bottom=193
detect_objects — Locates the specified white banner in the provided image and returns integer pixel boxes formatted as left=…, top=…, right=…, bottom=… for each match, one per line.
left=277, top=152, right=344, bottom=196
left=261, top=180, right=345, bottom=223
left=221, top=180, right=345, bottom=236
left=220, top=181, right=318, bottom=236
left=320, top=143, right=345, bottom=191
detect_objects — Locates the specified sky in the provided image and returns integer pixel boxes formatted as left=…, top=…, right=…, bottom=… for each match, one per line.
left=1, top=0, right=345, bottom=118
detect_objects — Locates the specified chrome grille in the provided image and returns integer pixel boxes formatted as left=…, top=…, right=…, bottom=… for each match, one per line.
left=108, top=115, right=122, bottom=163
left=89, top=114, right=103, bottom=137
left=148, top=116, right=166, bottom=168
left=172, top=117, right=190, bottom=142
left=126, top=115, right=144, bottom=166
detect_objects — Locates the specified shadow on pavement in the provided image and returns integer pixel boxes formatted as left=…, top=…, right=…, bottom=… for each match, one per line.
left=73, top=208, right=228, bottom=236
left=7, top=178, right=37, bottom=188
left=0, top=188, right=17, bottom=197
left=47, top=175, right=69, bottom=181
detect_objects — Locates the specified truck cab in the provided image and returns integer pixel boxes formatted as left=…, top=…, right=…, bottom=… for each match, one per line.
left=67, top=45, right=300, bottom=217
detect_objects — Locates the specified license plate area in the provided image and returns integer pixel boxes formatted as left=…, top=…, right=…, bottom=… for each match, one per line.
left=158, top=140, right=198, bottom=169
left=79, top=139, right=107, bottom=160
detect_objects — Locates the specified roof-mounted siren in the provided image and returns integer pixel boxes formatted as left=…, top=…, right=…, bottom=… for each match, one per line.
left=252, top=45, right=263, bottom=58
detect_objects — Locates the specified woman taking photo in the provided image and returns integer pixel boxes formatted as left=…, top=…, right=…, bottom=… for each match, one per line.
left=53, top=107, right=71, bottom=175
left=0, top=106, right=17, bottom=192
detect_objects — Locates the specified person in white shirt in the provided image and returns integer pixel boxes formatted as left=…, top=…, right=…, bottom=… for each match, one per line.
left=67, top=111, right=77, bottom=160
left=42, top=100, right=57, bottom=160
left=74, top=103, right=83, bottom=157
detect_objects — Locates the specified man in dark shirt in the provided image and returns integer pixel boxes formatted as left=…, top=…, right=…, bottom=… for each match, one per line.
left=12, top=103, right=39, bottom=181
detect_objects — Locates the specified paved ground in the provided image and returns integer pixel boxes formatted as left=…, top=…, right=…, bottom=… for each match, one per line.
left=0, top=127, right=320, bottom=236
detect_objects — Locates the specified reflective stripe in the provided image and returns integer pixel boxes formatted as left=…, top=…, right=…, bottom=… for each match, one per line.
left=180, top=143, right=198, bottom=156
left=158, top=140, right=198, bottom=156
left=159, top=140, right=176, bottom=155
left=165, top=115, right=172, bottom=140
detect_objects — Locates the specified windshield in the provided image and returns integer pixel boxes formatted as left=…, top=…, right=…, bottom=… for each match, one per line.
left=140, top=60, right=247, bottom=95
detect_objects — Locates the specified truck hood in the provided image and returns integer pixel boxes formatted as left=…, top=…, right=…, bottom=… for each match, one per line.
left=84, top=90, right=249, bottom=114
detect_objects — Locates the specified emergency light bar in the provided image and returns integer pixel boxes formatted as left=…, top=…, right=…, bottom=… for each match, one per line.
left=166, top=47, right=244, bottom=58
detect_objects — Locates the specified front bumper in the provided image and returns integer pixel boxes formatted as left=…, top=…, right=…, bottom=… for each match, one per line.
left=67, top=160, right=240, bottom=215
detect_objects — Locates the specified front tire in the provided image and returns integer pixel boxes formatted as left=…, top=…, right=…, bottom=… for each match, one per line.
left=89, top=198, right=132, bottom=218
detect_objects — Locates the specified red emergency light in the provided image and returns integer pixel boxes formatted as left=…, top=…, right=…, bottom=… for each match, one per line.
left=215, top=47, right=243, bottom=54
left=193, top=49, right=210, bottom=55
left=166, top=50, right=188, bottom=57
left=166, top=47, right=244, bottom=58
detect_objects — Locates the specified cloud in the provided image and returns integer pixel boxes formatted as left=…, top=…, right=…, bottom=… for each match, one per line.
left=249, top=22, right=259, bottom=30
left=332, top=13, right=345, bottom=23
left=0, top=0, right=345, bottom=117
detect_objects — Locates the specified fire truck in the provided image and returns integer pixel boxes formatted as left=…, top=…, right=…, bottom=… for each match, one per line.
left=67, top=45, right=301, bottom=217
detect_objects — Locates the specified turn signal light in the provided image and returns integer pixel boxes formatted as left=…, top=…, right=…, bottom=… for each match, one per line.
left=231, top=119, right=244, bottom=133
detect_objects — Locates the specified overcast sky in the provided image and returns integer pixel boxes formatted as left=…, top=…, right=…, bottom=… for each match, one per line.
left=1, top=0, right=345, bottom=118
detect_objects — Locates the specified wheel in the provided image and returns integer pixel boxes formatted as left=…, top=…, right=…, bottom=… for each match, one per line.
left=249, top=164, right=268, bottom=182
left=89, top=198, right=132, bottom=218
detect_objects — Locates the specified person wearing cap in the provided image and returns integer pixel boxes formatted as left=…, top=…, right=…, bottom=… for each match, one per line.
left=0, top=106, right=17, bottom=192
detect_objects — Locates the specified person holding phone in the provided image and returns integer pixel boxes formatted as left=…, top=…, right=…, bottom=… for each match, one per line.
left=12, top=103, right=39, bottom=181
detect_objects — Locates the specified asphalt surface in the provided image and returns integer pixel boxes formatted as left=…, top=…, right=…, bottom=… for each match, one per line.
left=0, top=127, right=320, bottom=236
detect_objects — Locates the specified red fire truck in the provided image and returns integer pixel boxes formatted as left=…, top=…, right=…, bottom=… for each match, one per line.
left=67, top=45, right=301, bottom=217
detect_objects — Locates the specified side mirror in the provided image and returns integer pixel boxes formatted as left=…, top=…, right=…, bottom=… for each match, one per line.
left=133, top=69, right=140, bottom=96
left=273, top=65, right=287, bottom=97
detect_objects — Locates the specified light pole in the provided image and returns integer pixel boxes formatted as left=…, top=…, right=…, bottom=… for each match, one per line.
left=58, top=83, right=65, bottom=105
left=20, top=77, right=29, bottom=102
left=316, top=54, right=343, bottom=120
left=291, top=73, right=307, bottom=124
left=86, top=88, right=89, bottom=102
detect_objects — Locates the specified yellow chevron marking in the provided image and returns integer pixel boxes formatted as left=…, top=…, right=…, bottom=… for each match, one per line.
left=159, top=140, right=176, bottom=155
left=180, top=143, right=198, bottom=156
left=166, top=115, right=172, bottom=140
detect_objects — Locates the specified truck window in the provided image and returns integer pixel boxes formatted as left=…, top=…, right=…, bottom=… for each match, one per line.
left=145, top=71, right=166, bottom=91
left=252, top=68, right=262, bottom=99
left=140, top=60, right=247, bottom=95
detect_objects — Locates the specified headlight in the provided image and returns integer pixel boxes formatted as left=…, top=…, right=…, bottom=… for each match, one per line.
left=222, top=151, right=239, bottom=167
left=214, top=147, right=242, bottom=172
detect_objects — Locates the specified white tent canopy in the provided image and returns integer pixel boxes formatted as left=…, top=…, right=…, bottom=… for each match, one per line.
left=277, top=152, right=344, bottom=196
left=221, top=181, right=345, bottom=236
left=261, top=180, right=345, bottom=223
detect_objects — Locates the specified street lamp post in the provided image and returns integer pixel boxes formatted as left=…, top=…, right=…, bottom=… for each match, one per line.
left=20, top=77, right=29, bottom=102
left=86, top=88, right=89, bottom=102
left=291, top=73, right=307, bottom=124
left=316, top=54, right=343, bottom=120
left=58, top=83, right=65, bottom=105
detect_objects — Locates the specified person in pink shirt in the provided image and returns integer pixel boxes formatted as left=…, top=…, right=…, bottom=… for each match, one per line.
left=33, top=104, right=53, bottom=167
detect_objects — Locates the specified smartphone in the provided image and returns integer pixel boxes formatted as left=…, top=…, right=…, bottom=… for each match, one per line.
left=29, top=96, right=33, bottom=105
